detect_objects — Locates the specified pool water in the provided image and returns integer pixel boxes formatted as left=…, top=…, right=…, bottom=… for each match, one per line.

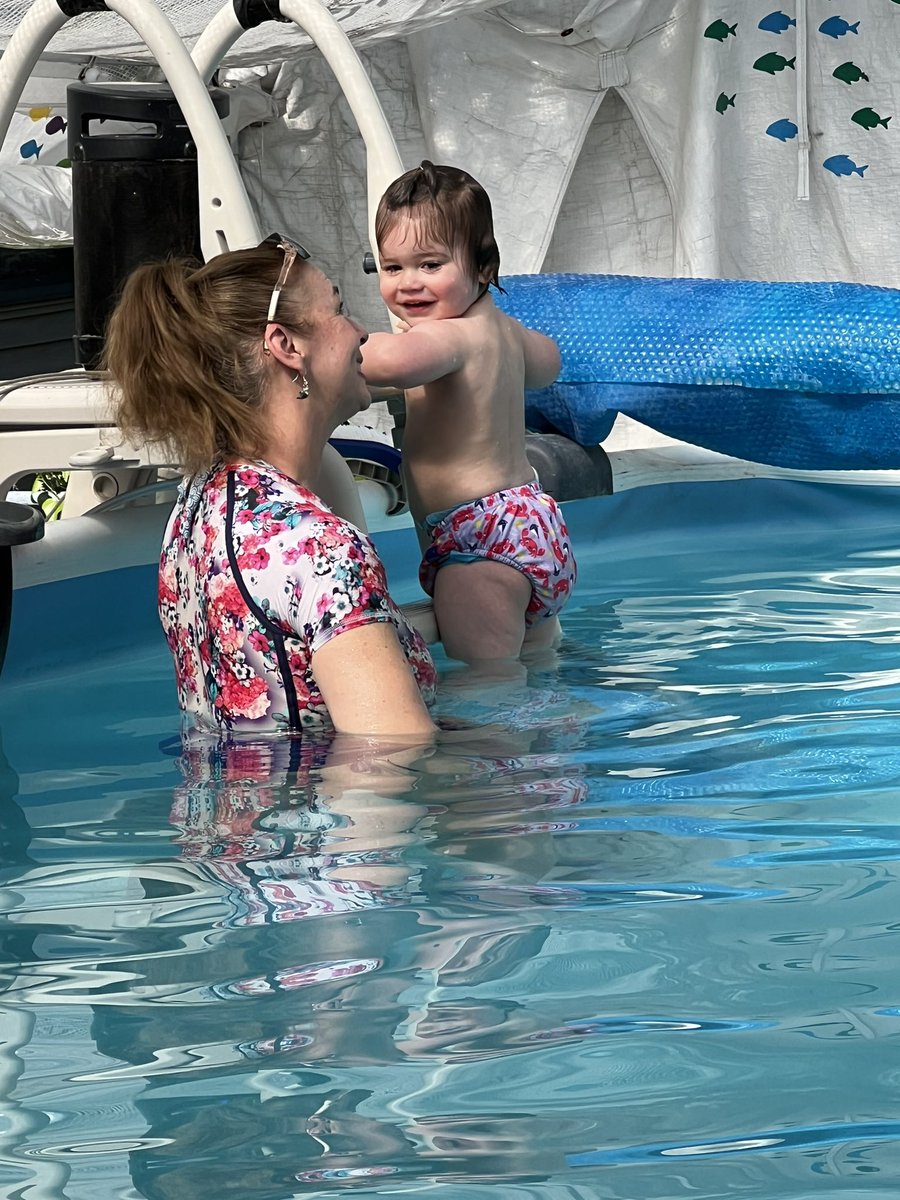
left=2, top=478, right=900, bottom=1199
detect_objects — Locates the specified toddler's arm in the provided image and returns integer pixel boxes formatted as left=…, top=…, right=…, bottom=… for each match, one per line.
left=362, top=324, right=467, bottom=390
left=522, top=326, right=561, bottom=390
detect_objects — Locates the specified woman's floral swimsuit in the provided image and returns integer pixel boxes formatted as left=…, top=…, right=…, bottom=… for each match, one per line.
left=159, top=461, right=436, bottom=733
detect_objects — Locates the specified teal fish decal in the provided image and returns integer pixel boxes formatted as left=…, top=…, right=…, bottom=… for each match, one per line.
left=823, top=154, right=867, bottom=177
left=819, top=16, right=860, bottom=39
left=767, top=118, right=798, bottom=141
left=753, top=52, right=796, bottom=73
left=833, top=61, right=869, bottom=85
left=19, top=138, right=42, bottom=161
left=758, top=11, right=796, bottom=35
left=704, top=19, right=737, bottom=41
left=716, top=92, right=736, bottom=114
left=851, top=106, right=891, bottom=130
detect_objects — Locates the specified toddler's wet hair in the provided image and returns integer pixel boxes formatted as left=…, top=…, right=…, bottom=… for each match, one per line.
left=375, top=159, right=501, bottom=290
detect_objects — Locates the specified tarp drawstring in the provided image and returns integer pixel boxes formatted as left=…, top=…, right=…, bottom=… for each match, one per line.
left=795, top=0, right=810, bottom=201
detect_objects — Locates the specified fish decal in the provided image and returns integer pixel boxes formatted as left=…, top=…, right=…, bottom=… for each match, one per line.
left=28, top=105, right=52, bottom=120
left=704, top=19, right=737, bottom=41
left=56, top=157, right=72, bottom=169
left=45, top=114, right=67, bottom=136
left=833, top=61, right=869, bottom=85
left=716, top=92, right=736, bottom=114
left=819, top=16, right=860, bottom=39
left=823, top=154, right=867, bottom=177
left=19, top=138, right=42, bottom=161
left=766, top=118, right=799, bottom=140
left=753, top=52, right=796, bottom=73
left=758, top=11, right=796, bottom=34
left=851, top=106, right=891, bottom=129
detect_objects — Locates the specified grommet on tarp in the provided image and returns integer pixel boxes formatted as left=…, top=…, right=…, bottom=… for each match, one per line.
left=0, top=502, right=45, bottom=677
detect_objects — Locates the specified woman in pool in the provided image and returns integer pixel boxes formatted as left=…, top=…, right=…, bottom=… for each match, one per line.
left=104, top=236, right=436, bottom=738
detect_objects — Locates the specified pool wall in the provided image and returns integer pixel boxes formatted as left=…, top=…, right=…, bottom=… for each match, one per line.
left=7, top=475, right=900, bottom=685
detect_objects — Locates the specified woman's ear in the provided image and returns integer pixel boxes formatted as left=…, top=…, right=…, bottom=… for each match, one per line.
left=264, top=322, right=304, bottom=370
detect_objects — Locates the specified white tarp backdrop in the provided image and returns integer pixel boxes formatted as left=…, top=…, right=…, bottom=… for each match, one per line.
left=3, top=0, right=900, bottom=330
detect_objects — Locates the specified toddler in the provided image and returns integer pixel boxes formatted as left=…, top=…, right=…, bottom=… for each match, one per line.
left=361, top=161, right=576, bottom=662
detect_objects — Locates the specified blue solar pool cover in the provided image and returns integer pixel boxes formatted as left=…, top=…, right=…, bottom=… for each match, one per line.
left=498, top=273, right=900, bottom=469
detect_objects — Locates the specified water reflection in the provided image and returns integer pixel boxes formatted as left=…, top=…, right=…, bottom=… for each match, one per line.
left=74, top=699, right=590, bottom=1196
left=5, top=540, right=900, bottom=1200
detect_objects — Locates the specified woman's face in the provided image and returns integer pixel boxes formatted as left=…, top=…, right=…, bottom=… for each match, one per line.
left=301, top=266, right=371, bottom=422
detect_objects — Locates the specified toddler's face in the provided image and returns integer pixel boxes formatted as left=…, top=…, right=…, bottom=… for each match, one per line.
left=378, top=216, right=482, bottom=325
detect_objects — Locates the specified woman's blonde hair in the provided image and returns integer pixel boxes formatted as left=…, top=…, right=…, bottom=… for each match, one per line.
left=103, top=247, right=314, bottom=476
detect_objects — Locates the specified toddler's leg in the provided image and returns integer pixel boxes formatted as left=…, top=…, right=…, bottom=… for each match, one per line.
left=433, top=560, right=532, bottom=662
left=522, top=615, right=562, bottom=660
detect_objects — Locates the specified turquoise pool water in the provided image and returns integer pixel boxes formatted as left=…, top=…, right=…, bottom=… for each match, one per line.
left=2, top=478, right=900, bottom=1199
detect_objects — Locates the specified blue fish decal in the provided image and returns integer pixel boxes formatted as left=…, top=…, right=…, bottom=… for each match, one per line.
left=19, top=138, right=42, bottom=161
left=819, top=16, right=860, bottom=39
left=823, top=154, right=867, bottom=177
left=759, top=10, right=796, bottom=34
left=767, top=118, right=798, bottom=141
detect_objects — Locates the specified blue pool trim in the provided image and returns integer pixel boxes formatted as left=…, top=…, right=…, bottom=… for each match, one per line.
left=8, top=476, right=900, bottom=686
left=329, top=437, right=401, bottom=473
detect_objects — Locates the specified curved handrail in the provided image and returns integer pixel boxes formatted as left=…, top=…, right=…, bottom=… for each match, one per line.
left=191, top=0, right=403, bottom=259
left=0, top=0, right=260, bottom=259
left=0, top=0, right=68, bottom=160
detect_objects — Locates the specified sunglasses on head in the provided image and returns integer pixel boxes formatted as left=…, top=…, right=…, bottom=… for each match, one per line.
left=260, top=232, right=311, bottom=324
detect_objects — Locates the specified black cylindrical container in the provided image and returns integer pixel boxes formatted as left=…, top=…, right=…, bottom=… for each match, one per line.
left=67, top=81, right=230, bottom=368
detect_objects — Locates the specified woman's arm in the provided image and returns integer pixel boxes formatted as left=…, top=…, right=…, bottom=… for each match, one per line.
left=312, top=622, right=437, bottom=737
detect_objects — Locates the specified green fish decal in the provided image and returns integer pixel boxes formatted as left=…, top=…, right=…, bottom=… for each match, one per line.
left=852, top=106, right=892, bottom=129
left=716, top=92, right=736, bottom=114
left=833, top=61, right=869, bottom=85
left=754, top=52, right=796, bottom=74
left=704, top=19, right=737, bottom=41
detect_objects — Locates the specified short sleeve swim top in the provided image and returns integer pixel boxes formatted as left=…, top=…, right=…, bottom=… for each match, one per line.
left=159, top=461, right=436, bottom=733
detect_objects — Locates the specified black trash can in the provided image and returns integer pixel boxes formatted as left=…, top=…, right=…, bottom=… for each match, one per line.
left=67, top=80, right=231, bottom=368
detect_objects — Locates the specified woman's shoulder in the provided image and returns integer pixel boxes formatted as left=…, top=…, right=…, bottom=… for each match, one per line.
left=227, top=461, right=375, bottom=554
left=230, top=462, right=351, bottom=522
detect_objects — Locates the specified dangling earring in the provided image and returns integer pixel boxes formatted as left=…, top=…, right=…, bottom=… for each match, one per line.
left=289, top=370, right=310, bottom=400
